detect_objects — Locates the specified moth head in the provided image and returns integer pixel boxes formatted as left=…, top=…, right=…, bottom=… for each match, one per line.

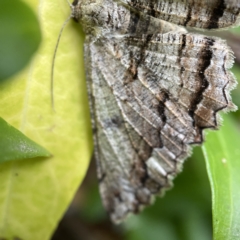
left=71, top=0, right=100, bottom=21
left=71, top=0, right=110, bottom=35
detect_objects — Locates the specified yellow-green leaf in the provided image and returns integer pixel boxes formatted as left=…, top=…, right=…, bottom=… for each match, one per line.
left=0, top=0, right=92, bottom=239
left=202, top=115, right=240, bottom=240
left=0, top=117, right=51, bottom=163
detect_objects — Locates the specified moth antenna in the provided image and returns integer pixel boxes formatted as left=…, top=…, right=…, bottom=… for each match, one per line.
left=66, top=0, right=72, bottom=7
left=51, top=14, right=72, bottom=111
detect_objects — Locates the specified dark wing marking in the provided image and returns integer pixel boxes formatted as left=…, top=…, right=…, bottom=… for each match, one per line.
left=120, top=0, right=240, bottom=29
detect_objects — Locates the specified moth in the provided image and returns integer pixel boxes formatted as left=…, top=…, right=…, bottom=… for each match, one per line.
left=69, top=0, right=240, bottom=223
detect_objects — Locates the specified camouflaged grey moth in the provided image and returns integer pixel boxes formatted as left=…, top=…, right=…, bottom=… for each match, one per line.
left=69, top=0, right=240, bottom=223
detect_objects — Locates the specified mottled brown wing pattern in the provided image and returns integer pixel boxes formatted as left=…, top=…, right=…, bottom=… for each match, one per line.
left=84, top=32, right=236, bottom=223
left=121, top=0, right=240, bottom=29
left=85, top=41, right=170, bottom=223
left=71, top=0, right=240, bottom=224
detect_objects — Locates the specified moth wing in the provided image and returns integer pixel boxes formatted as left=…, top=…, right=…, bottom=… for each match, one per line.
left=84, top=32, right=236, bottom=223
left=119, top=0, right=240, bottom=29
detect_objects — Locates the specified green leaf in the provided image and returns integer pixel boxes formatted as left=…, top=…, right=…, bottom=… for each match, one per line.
left=202, top=115, right=240, bottom=240
left=0, top=1, right=92, bottom=239
left=0, top=0, right=41, bottom=81
left=0, top=117, right=51, bottom=163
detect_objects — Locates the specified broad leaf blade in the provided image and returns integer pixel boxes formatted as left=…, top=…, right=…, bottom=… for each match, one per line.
left=0, top=0, right=92, bottom=239
left=202, top=114, right=240, bottom=240
left=0, top=117, right=51, bottom=163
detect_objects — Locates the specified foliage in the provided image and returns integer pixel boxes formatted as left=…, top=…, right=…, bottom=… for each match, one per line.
left=0, top=0, right=92, bottom=239
left=0, top=0, right=240, bottom=239
left=203, top=114, right=240, bottom=240
left=0, top=0, right=41, bottom=81
left=0, top=117, right=50, bottom=163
